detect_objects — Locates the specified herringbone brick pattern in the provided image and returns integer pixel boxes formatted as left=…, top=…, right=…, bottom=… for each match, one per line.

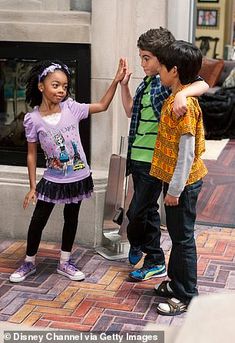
left=197, top=139, right=235, bottom=227
left=0, top=225, right=235, bottom=331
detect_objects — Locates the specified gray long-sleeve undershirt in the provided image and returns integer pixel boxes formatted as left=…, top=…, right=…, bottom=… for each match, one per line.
left=167, top=134, right=195, bottom=198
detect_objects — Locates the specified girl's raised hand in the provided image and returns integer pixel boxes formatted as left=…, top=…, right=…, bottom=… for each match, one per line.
left=23, top=189, right=37, bottom=209
left=114, top=58, right=128, bottom=83
left=120, top=58, right=132, bottom=85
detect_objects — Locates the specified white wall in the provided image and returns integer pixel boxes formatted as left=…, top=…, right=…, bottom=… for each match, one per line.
left=90, top=0, right=167, bottom=169
left=167, top=0, right=196, bottom=42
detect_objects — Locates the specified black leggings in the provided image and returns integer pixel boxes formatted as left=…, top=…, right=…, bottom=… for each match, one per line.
left=26, top=200, right=81, bottom=256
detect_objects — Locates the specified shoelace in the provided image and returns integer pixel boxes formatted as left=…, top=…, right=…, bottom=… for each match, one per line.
left=64, top=260, right=78, bottom=272
left=17, top=262, right=33, bottom=273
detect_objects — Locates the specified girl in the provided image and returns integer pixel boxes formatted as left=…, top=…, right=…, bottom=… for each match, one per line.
left=9, top=59, right=126, bottom=282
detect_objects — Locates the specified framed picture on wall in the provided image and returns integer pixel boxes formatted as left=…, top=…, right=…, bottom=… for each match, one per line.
left=197, top=8, right=219, bottom=27
left=198, top=1, right=219, bottom=3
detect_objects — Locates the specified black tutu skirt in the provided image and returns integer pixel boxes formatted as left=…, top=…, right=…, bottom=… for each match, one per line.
left=36, top=174, right=94, bottom=204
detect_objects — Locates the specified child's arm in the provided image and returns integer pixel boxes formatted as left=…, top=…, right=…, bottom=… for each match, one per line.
left=164, top=134, right=195, bottom=206
left=23, top=142, right=37, bottom=209
left=173, top=80, right=209, bottom=116
left=89, top=58, right=126, bottom=114
left=120, top=59, right=133, bottom=118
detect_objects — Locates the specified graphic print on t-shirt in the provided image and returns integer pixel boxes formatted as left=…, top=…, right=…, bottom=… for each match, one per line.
left=44, top=131, right=85, bottom=175
left=54, top=132, right=70, bottom=163
left=71, top=141, right=85, bottom=170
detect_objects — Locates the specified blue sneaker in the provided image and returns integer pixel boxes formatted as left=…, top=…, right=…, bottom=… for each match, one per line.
left=128, top=246, right=143, bottom=265
left=129, top=265, right=167, bottom=281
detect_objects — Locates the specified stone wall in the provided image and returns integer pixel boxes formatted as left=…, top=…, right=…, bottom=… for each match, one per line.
left=0, top=1, right=90, bottom=43
left=0, top=0, right=69, bottom=11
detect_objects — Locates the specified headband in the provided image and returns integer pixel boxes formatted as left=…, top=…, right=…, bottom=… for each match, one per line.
left=38, top=63, right=70, bottom=81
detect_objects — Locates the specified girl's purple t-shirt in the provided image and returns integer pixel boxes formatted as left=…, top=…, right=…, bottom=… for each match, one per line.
left=24, top=98, right=90, bottom=183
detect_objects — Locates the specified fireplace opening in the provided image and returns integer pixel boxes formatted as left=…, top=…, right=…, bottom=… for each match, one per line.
left=0, top=41, right=91, bottom=167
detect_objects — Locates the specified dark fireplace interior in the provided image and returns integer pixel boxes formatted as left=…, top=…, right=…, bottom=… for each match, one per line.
left=0, top=41, right=91, bottom=167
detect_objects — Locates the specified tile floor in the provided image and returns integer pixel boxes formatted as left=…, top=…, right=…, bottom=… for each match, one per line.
left=0, top=225, right=234, bottom=332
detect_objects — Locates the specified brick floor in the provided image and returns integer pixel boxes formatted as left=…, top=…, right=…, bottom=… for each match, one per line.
left=0, top=225, right=235, bottom=331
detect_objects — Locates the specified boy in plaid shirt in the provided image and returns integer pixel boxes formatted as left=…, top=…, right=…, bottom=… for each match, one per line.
left=120, top=28, right=208, bottom=281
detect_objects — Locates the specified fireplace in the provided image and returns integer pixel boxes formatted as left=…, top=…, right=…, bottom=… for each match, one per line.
left=0, top=41, right=91, bottom=167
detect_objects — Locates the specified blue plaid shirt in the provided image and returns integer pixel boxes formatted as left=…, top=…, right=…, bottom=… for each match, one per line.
left=126, top=75, right=171, bottom=175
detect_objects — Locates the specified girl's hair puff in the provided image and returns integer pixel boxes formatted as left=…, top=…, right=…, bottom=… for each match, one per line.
left=25, top=59, right=71, bottom=108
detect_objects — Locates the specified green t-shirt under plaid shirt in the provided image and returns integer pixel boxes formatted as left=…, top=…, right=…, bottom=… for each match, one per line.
left=131, top=77, right=159, bottom=163
left=126, top=75, right=170, bottom=176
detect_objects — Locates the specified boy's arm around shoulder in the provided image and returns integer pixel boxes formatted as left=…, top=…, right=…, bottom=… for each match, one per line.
left=180, top=79, right=209, bottom=97
left=173, top=80, right=209, bottom=117
left=173, top=96, right=201, bottom=134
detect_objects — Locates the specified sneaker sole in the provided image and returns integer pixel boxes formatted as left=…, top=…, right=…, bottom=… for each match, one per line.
left=57, top=269, right=85, bottom=281
left=130, top=270, right=167, bottom=281
left=9, top=269, right=36, bottom=283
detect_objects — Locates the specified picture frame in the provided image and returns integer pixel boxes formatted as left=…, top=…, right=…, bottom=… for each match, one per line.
left=198, top=0, right=219, bottom=3
left=197, top=8, right=219, bottom=28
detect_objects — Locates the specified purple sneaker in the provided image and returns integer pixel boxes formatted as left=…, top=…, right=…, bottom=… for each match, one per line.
left=9, top=262, right=36, bottom=283
left=57, top=260, right=85, bottom=281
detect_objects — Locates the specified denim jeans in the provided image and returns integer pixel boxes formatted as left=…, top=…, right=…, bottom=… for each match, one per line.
left=163, top=179, right=203, bottom=303
left=126, top=160, right=165, bottom=267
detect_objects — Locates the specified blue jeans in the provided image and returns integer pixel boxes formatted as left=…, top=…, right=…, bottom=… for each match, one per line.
left=164, top=179, right=203, bottom=303
left=126, top=160, right=165, bottom=267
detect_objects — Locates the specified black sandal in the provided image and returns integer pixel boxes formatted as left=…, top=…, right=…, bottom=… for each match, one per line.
left=154, top=281, right=174, bottom=297
left=157, top=297, right=188, bottom=316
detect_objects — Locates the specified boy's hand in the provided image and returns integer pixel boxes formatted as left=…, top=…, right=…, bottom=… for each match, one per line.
left=23, top=189, right=37, bottom=209
left=173, top=92, right=187, bottom=117
left=114, top=58, right=128, bottom=83
left=164, top=193, right=179, bottom=206
left=120, top=58, right=132, bottom=85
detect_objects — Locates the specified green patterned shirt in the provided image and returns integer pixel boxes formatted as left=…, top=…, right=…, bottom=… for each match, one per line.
left=131, top=77, right=159, bottom=163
